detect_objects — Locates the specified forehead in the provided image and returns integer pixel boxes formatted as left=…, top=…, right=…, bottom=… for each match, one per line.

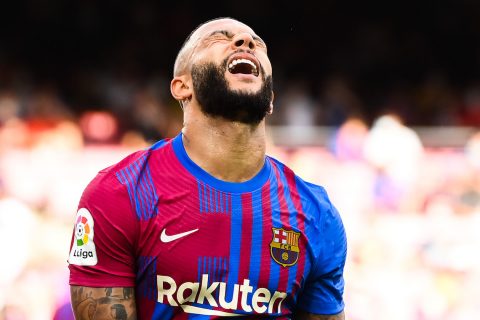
left=192, top=19, right=258, bottom=43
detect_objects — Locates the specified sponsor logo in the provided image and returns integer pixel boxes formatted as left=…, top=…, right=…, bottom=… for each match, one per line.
left=160, top=228, right=199, bottom=243
left=75, top=214, right=91, bottom=246
left=270, top=228, right=300, bottom=267
left=68, top=208, right=98, bottom=266
left=157, top=274, right=286, bottom=316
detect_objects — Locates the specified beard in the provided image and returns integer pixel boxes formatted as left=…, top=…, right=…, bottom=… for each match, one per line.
left=191, top=59, right=273, bottom=125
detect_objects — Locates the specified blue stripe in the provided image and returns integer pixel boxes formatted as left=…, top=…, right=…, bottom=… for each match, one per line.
left=197, top=257, right=201, bottom=282
left=248, top=189, right=263, bottom=286
left=203, top=183, right=208, bottom=212
left=202, top=182, right=207, bottom=213
left=118, top=170, right=136, bottom=216
left=203, top=256, right=207, bottom=276
left=116, top=171, right=135, bottom=216
left=223, top=258, right=227, bottom=282
left=143, top=164, right=158, bottom=216
left=192, top=257, right=214, bottom=319
left=209, top=185, right=214, bottom=212
left=208, top=257, right=213, bottom=282
left=116, top=154, right=159, bottom=221
left=203, top=183, right=210, bottom=212
left=213, top=257, right=216, bottom=281
left=188, top=314, right=210, bottom=320
left=213, top=257, right=219, bottom=300
left=227, top=194, right=242, bottom=301
left=152, top=303, right=173, bottom=319
left=139, top=161, right=153, bottom=218
left=217, top=257, right=222, bottom=281
left=215, top=190, right=219, bottom=212
left=226, top=194, right=230, bottom=214
left=268, top=176, right=281, bottom=291
left=198, top=181, right=203, bottom=213
left=133, top=157, right=157, bottom=220
left=123, top=166, right=142, bottom=219
left=131, top=160, right=148, bottom=219
left=144, top=164, right=159, bottom=219
left=137, top=256, right=157, bottom=300
left=128, top=163, right=147, bottom=220
left=219, top=192, right=224, bottom=213
left=203, top=184, right=208, bottom=212
left=293, top=178, right=309, bottom=303
left=276, top=167, right=299, bottom=293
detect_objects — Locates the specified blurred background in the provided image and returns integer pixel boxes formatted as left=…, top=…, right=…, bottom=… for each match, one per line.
left=1, top=1, right=480, bottom=319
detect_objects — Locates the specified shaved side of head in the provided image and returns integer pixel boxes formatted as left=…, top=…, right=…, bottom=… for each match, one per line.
left=173, top=17, right=241, bottom=77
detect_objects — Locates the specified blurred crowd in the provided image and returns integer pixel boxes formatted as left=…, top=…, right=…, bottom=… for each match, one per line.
left=0, top=78, right=479, bottom=319
left=282, top=117, right=480, bottom=319
left=3, top=1, right=480, bottom=129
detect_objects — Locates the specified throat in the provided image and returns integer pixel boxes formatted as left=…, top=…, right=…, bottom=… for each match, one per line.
left=182, top=128, right=266, bottom=183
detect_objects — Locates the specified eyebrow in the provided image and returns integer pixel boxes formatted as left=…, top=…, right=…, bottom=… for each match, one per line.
left=206, top=30, right=267, bottom=47
left=207, top=30, right=233, bottom=38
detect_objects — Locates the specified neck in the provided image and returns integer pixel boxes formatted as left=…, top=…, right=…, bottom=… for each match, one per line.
left=181, top=107, right=267, bottom=183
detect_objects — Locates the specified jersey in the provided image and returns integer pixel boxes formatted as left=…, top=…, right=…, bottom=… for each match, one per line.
left=68, top=133, right=347, bottom=319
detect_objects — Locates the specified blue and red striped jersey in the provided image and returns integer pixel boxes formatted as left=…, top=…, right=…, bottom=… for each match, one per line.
left=68, top=133, right=347, bottom=319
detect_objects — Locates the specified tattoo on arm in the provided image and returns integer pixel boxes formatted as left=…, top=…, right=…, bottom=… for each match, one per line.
left=70, top=286, right=137, bottom=320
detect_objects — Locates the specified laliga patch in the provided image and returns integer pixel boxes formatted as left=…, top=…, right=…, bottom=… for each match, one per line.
left=68, top=208, right=98, bottom=266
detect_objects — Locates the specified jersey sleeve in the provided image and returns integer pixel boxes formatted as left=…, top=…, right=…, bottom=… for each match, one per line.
left=297, top=186, right=347, bottom=315
left=68, top=168, right=138, bottom=287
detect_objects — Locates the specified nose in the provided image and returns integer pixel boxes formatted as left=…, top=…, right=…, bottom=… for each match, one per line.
left=231, top=33, right=256, bottom=50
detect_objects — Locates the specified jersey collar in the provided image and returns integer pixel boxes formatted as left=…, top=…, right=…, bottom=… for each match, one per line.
left=172, top=133, right=272, bottom=193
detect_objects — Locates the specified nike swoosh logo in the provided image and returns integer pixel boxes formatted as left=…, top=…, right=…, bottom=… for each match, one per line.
left=160, top=228, right=199, bottom=243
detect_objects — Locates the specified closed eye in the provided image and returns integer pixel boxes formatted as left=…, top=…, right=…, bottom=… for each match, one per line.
left=205, top=30, right=267, bottom=50
left=253, top=37, right=267, bottom=50
left=208, top=30, right=234, bottom=40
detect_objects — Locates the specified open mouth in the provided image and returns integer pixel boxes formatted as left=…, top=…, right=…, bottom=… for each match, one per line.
left=227, top=58, right=259, bottom=77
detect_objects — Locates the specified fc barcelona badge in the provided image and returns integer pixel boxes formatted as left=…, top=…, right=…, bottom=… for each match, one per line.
left=270, top=227, right=300, bottom=267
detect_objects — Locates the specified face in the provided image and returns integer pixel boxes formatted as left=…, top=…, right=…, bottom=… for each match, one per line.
left=189, top=19, right=272, bottom=90
left=181, top=19, right=274, bottom=124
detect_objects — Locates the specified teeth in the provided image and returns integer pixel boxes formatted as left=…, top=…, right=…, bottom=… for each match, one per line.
left=228, top=58, right=258, bottom=74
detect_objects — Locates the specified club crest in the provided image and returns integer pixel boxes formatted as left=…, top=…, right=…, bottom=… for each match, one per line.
left=270, top=228, right=300, bottom=267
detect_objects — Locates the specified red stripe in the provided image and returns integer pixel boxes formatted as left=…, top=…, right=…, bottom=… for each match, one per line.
left=238, top=193, right=253, bottom=283
left=271, top=163, right=291, bottom=312
left=258, top=180, right=272, bottom=289
left=283, top=166, right=306, bottom=298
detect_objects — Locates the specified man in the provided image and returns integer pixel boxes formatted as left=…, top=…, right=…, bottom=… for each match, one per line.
left=68, top=17, right=347, bottom=319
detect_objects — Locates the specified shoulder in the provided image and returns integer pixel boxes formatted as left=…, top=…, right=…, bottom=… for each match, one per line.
left=105, top=138, right=172, bottom=177
left=267, top=155, right=344, bottom=240
left=266, top=156, right=332, bottom=207
left=81, top=138, right=173, bottom=206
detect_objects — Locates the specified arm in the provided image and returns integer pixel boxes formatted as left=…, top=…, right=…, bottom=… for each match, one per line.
left=70, top=286, right=137, bottom=320
left=294, top=310, right=345, bottom=320
left=294, top=185, right=347, bottom=319
left=69, top=171, right=139, bottom=319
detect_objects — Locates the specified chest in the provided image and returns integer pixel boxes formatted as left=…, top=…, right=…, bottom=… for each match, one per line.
left=132, top=175, right=316, bottom=317
left=137, top=185, right=310, bottom=285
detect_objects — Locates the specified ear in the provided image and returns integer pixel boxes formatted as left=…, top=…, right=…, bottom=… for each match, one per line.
left=268, top=91, right=275, bottom=114
left=170, top=75, right=193, bottom=102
